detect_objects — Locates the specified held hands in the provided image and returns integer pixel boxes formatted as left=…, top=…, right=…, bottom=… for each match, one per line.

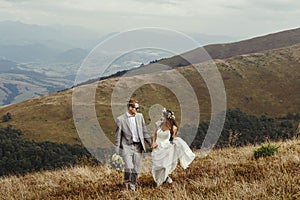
left=151, top=142, right=158, bottom=149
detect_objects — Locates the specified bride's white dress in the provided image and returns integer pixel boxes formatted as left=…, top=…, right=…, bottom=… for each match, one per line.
left=152, top=128, right=195, bottom=186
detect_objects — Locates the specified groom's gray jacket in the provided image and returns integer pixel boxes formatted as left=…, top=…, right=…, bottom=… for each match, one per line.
left=115, top=112, right=152, bottom=155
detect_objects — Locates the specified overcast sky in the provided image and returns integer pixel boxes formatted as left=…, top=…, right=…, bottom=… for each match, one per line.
left=0, top=0, right=299, bottom=39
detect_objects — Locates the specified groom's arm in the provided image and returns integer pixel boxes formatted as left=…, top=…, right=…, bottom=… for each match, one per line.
left=115, top=117, right=122, bottom=155
left=151, top=126, right=158, bottom=149
left=141, top=115, right=152, bottom=146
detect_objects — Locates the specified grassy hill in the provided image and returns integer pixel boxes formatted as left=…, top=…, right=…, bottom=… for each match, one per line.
left=156, top=27, right=300, bottom=67
left=204, top=27, right=300, bottom=59
left=0, top=139, right=299, bottom=199
left=0, top=42, right=299, bottom=144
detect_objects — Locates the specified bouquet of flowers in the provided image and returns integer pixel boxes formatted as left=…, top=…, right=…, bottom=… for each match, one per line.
left=110, top=153, right=125, bottom=171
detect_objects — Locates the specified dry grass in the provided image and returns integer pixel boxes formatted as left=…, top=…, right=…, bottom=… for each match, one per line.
left=1, top=139, right=299, bottom=200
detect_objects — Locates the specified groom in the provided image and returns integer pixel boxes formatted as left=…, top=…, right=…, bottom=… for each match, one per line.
left=115, top=99, right=152, bottom=191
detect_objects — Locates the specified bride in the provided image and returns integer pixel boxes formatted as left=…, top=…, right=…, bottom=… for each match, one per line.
left=151, top=108, right=195, bottom=186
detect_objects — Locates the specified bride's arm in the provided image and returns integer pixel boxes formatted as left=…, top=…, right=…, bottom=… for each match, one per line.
left=151, top=127, right=158, bottom=149
left=171, top=125, right=178, bottom=139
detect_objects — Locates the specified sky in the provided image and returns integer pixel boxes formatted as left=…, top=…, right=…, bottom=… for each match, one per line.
left=0, top=0, right=299, bottom=39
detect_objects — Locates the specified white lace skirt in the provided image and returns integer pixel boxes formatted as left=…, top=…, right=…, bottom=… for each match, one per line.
left=172, top=137, right=195, bottom=169
left=152, top=137, right=195, bottom=186
left=152, top=142, right=176, bottom=186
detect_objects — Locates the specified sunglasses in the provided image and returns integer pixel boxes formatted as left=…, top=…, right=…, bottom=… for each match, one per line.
left=133, top=107, right=140, bottom=110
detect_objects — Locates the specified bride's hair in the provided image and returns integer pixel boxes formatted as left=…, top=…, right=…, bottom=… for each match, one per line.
left=162, top=109, right=178, bottom=141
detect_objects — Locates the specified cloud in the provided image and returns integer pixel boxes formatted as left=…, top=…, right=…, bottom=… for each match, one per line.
left=250, top=0, right=300, bottom=11
left=0, top=0, right=299, bottom=38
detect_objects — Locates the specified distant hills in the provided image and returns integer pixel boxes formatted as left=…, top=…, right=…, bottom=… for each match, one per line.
left=0, top=42, right=88, bottom=63
left=0, top=21, right=95, bottom=63
left=0, top=21, right=252, bottom=105
left=205, top=27, right=300, bottom=59
left=0, top=27, right=299, bottom=145
left=0, top=44, right=58, bottom=63
left=0, top=21, right=241, bottom=63
left=157, top=27, right=300, bottom=67
left=0, top=59, right=74, bottom=105
left=0, top=21, right=95, bottom=105
left=0, top=20, right=99, bottom=49
left=54, top=48, right=88, bottom=63
left=0, top=59, right=17, bottom=71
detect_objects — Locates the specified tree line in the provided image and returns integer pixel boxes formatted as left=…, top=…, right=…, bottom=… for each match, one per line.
left=0, top=125, right=92, bottom=176
left=188, top=109, right=299, bottom=149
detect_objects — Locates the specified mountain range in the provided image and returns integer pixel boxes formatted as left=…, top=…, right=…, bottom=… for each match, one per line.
left=0, top=59, right=75, bottom=105
left=0, top=21, right=238, bottom=63
left=0, top=21, right=245, bottom=106
left=157, top=27, right=300, bottom=67
left=0, top=27, right=299, bottom=145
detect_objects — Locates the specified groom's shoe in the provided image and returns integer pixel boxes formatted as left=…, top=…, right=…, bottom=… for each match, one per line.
left=166, top=176, right=173, bottom=184
left=124, top=183, right=130, bottom=190
left=129, top=183, right=136, bottom=191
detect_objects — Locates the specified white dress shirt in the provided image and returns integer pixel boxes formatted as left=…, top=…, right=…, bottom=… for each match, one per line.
left=126, top=112, right=140, bottom=142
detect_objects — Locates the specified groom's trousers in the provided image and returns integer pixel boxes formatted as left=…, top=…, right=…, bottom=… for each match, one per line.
left=122, top=142, right=143, bottom=186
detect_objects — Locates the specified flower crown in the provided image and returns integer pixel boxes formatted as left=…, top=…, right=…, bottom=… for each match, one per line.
left=162, top=108, right=175, bottom=120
